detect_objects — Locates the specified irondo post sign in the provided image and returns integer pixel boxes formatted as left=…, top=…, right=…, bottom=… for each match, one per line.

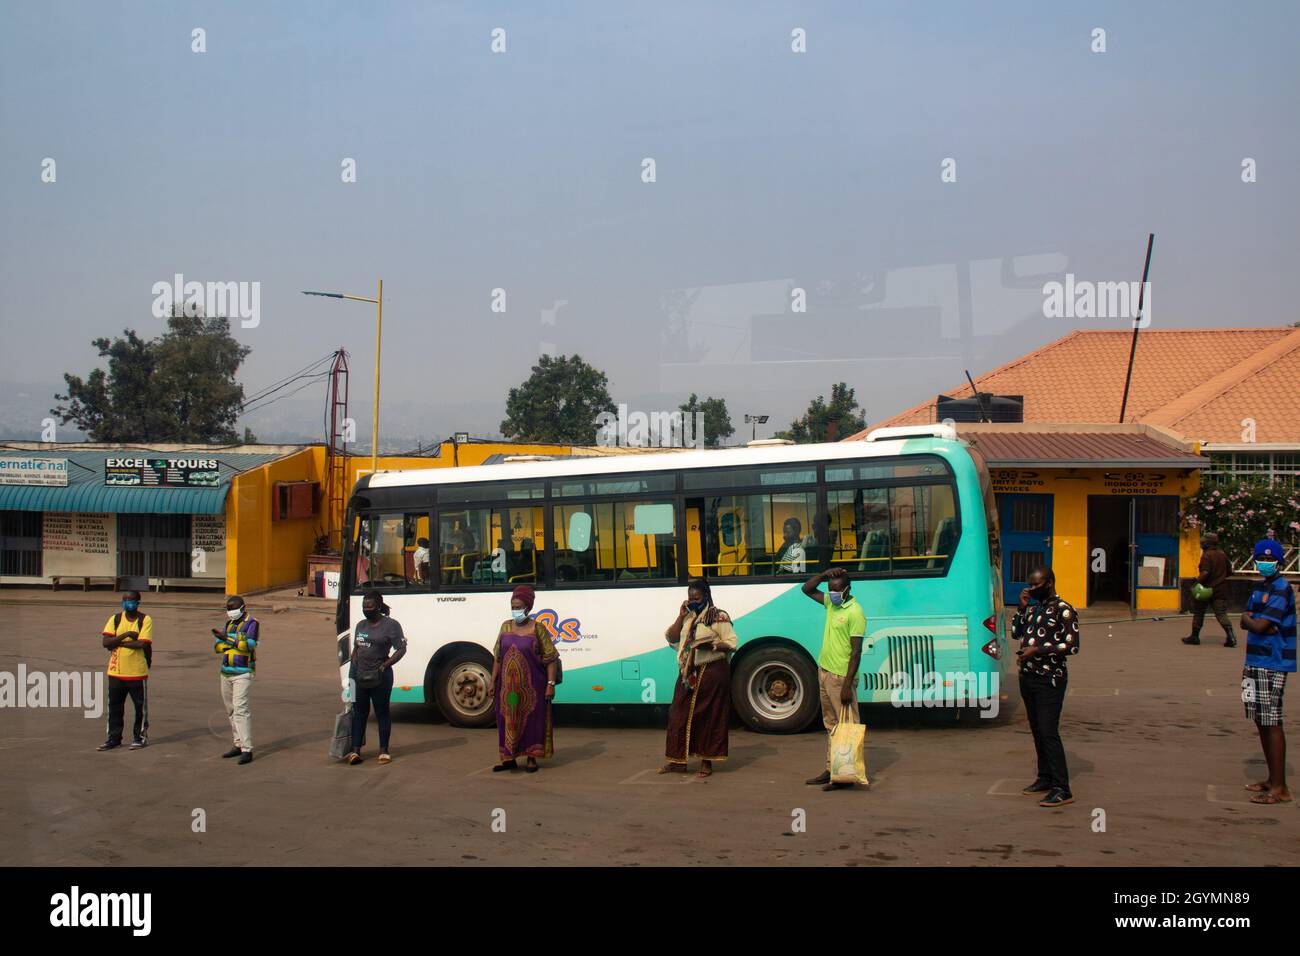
left=103, top=457, right=221, bottom=488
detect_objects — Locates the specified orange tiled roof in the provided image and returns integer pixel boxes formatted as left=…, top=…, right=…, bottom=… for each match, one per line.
left=848, top=328, right=1300, bottom=444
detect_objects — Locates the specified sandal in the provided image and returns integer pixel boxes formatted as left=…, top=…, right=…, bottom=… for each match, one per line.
left=345, top=752, right=362, bottom=766
left=378, top=752, right=392, bottom=764
left=657, top=763, right=686, bottom=774
left=492, top=760, right=518, bottom=772
left=1244, top=781, right=1271, bottom=792
left=1249, top=791, right=1290, bottom=805
left=697, top=761, right=713, bottom=778
left=525, top=759, right=539, bottom=773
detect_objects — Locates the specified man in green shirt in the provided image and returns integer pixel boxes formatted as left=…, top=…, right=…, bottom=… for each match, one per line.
left=802, top=566, right=866, bottom=790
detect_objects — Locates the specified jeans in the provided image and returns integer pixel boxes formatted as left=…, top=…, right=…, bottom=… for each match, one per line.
left=351, top=666, right=394, bottom=752
left=106, top=676, right=149, bottom=744
left=1020, top=671, right=1069, bottom=791
left=1191, top=596, right=1234, bottom=639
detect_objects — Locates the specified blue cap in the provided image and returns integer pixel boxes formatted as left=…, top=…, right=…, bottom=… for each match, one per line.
left=1254, top=539, right=1284, bottom=561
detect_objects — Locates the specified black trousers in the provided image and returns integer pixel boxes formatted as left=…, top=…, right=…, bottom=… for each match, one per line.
left=106, top=676, right=149, bottom=744
left=1020, top=671, right=1069, bottom=791
left=1191, top=597, right=1234, bottom=638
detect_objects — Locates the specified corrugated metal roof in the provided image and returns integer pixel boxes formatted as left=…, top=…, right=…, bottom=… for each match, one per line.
left=960, top=431, right=1205, bottom=468
left=0, top=449, right=286, bottom=514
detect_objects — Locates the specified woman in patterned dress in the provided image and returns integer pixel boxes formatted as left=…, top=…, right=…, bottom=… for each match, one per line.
left=489, top=585, right=558, bottom=773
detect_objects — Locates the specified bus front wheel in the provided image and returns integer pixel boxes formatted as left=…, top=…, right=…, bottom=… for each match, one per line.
left=433, top=651, right=495, bottom=728
left=731, top=646, right=819, bottom=734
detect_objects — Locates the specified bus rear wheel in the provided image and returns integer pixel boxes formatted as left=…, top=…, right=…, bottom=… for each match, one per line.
left=433, top=651, right=495, bottom=728
left=731, top=646, right=819, bottom=734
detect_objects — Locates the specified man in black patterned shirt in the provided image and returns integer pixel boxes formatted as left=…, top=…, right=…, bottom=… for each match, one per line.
left=1011, top=565, right=1080, bottom=808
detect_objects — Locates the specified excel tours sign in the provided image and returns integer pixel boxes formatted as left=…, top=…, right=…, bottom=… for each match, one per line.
left=104, top=457, right=221, bottom=488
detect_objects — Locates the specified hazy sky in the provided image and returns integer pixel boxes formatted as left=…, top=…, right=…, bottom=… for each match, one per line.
left=2, top=1, right=1296, bottom=447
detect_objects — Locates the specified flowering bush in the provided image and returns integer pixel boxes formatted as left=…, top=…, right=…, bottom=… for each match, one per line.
left=1183, top=480, right=1300, bottom=566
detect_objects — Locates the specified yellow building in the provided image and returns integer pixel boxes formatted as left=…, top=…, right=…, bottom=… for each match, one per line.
left=956, top=424, right=1205, bottom=611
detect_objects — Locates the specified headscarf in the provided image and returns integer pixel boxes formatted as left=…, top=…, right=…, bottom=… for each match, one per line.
left=511, top=584, right=536, bottom=613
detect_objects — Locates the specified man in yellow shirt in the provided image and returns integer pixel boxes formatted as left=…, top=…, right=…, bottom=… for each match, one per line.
left=802, top=567, right=866, bottom=790
left=97, top=590, right=153, bottom=751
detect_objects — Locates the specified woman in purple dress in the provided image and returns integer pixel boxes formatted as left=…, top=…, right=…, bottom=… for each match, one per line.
left=489, top=585, right=558, bottom=773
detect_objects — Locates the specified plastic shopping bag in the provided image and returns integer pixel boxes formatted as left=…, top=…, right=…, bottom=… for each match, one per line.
left=828, top=705, right=868, bottom=785
left=329, top=704, right=353, bottom=760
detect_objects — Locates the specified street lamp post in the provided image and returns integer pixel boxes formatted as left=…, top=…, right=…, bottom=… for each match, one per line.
left=303, top=280, right=384, bottom=471
left=744, top=413, right=769, bottom=442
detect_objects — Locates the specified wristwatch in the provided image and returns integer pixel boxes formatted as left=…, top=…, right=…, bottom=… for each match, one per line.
left=547, top=680, right=556, bottom=686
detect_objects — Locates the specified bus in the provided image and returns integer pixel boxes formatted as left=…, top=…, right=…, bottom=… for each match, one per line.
left=333, top=424, right=1010, bottom=732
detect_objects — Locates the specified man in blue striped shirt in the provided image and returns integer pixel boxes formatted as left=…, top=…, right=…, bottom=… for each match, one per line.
left=1239, top=538, right=1296, bottom=805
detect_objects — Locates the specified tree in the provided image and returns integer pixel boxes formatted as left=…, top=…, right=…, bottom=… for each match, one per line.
left=776, top=382, right=866, bottom=443
left=500, top=353, right=616, bottom=444
left=679, top=393, right=734, bottom=448
left=53, top=310, right=254, bottom=443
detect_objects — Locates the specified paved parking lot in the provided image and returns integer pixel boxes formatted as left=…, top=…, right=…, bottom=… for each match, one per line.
left=1, top=595, right=1296, bottom=866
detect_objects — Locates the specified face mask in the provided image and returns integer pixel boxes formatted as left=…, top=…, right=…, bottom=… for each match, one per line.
left=1257, top=560, right=1279, bottom=577
left=226, top=608, right=243, bottom=622
left=1029, top=585, right=1051, bottom=601
left=511, top=608, right=528, bottom=624
left=363, top=606, right=381, bottom=622
left=687, top=601, right=705, bottom=614
left=828, top=590, right=844, bottom=606
left=122, top=600, right=139, bottom=613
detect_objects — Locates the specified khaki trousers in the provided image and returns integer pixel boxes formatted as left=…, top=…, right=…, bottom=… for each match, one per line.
left=221, top=672, right=254, bottom=751
left=818, top=667, right=858, bottom=770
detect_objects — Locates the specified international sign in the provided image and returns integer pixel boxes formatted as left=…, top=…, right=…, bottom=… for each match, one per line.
left=0, top=457, right=69, bottom=487
left=104, top=457, right=221, bottom=488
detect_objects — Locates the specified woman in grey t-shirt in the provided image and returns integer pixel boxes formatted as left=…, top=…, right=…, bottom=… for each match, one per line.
left=345, top=590, right=407, bottom=765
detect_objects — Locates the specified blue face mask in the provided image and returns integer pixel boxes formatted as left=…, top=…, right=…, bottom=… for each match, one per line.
left=828, top=590, right=845, bottom=606
left=511, top=608, right=528, bottom=624
left=122, top=600, right=139, bottom=613
left=687, top=601, right=705, bottom=614
left=1257, top=560, right=1279, bottom=577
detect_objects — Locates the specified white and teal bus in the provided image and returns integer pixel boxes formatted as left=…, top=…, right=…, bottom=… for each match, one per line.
left=334, top=424, right=1009, bottom=732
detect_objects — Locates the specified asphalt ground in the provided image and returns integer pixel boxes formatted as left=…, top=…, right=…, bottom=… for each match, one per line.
left=1, top=595, right=1296, bottom=866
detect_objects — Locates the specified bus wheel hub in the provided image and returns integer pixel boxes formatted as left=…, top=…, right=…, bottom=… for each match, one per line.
left=768, top=677, right=790, bottom=700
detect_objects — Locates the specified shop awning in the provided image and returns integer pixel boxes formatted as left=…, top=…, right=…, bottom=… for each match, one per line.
left=0, top=450, right=284, bottom=514
left=956, top=427, right=1206, bottom=469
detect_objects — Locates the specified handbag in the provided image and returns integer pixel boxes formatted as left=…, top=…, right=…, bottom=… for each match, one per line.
left=329, top=704, right=353, bottom=760
left=828, top=705, right=869, bottom=786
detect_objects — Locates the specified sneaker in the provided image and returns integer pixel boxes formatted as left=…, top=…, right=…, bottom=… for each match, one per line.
left=1038, top=788, right=1075, bottom=808
left=238, top=751, right=253, bottom=765
left=805, top=770, right=831, bottom=786
left=221, top=747, right=242, bottom=758
left=130, top=738, right=147, bottom=750
left=1181, top=635, right=1201, bottom=645
left=1021, top=779, right=1053, bottom=795
left=97, top=740, right=121, bottom=752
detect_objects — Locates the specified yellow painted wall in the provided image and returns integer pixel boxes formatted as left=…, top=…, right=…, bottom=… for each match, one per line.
left=992, top=467, right=1201, bottom=611
left=227, top=444, right=571, bottom=595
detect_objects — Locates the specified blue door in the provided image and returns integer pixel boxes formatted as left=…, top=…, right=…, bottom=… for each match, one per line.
left=999, top=493, right=1054, bottom=605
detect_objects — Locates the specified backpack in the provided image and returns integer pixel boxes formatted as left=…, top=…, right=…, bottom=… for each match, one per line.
left=113, top=612, right=152, bottom=669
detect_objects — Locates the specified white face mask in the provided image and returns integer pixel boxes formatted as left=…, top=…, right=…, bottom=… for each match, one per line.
left=226, top=608, right=243, bottom=622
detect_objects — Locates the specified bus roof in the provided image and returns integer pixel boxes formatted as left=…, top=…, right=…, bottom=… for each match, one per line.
left=363, top=436, right=969, bottom=490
